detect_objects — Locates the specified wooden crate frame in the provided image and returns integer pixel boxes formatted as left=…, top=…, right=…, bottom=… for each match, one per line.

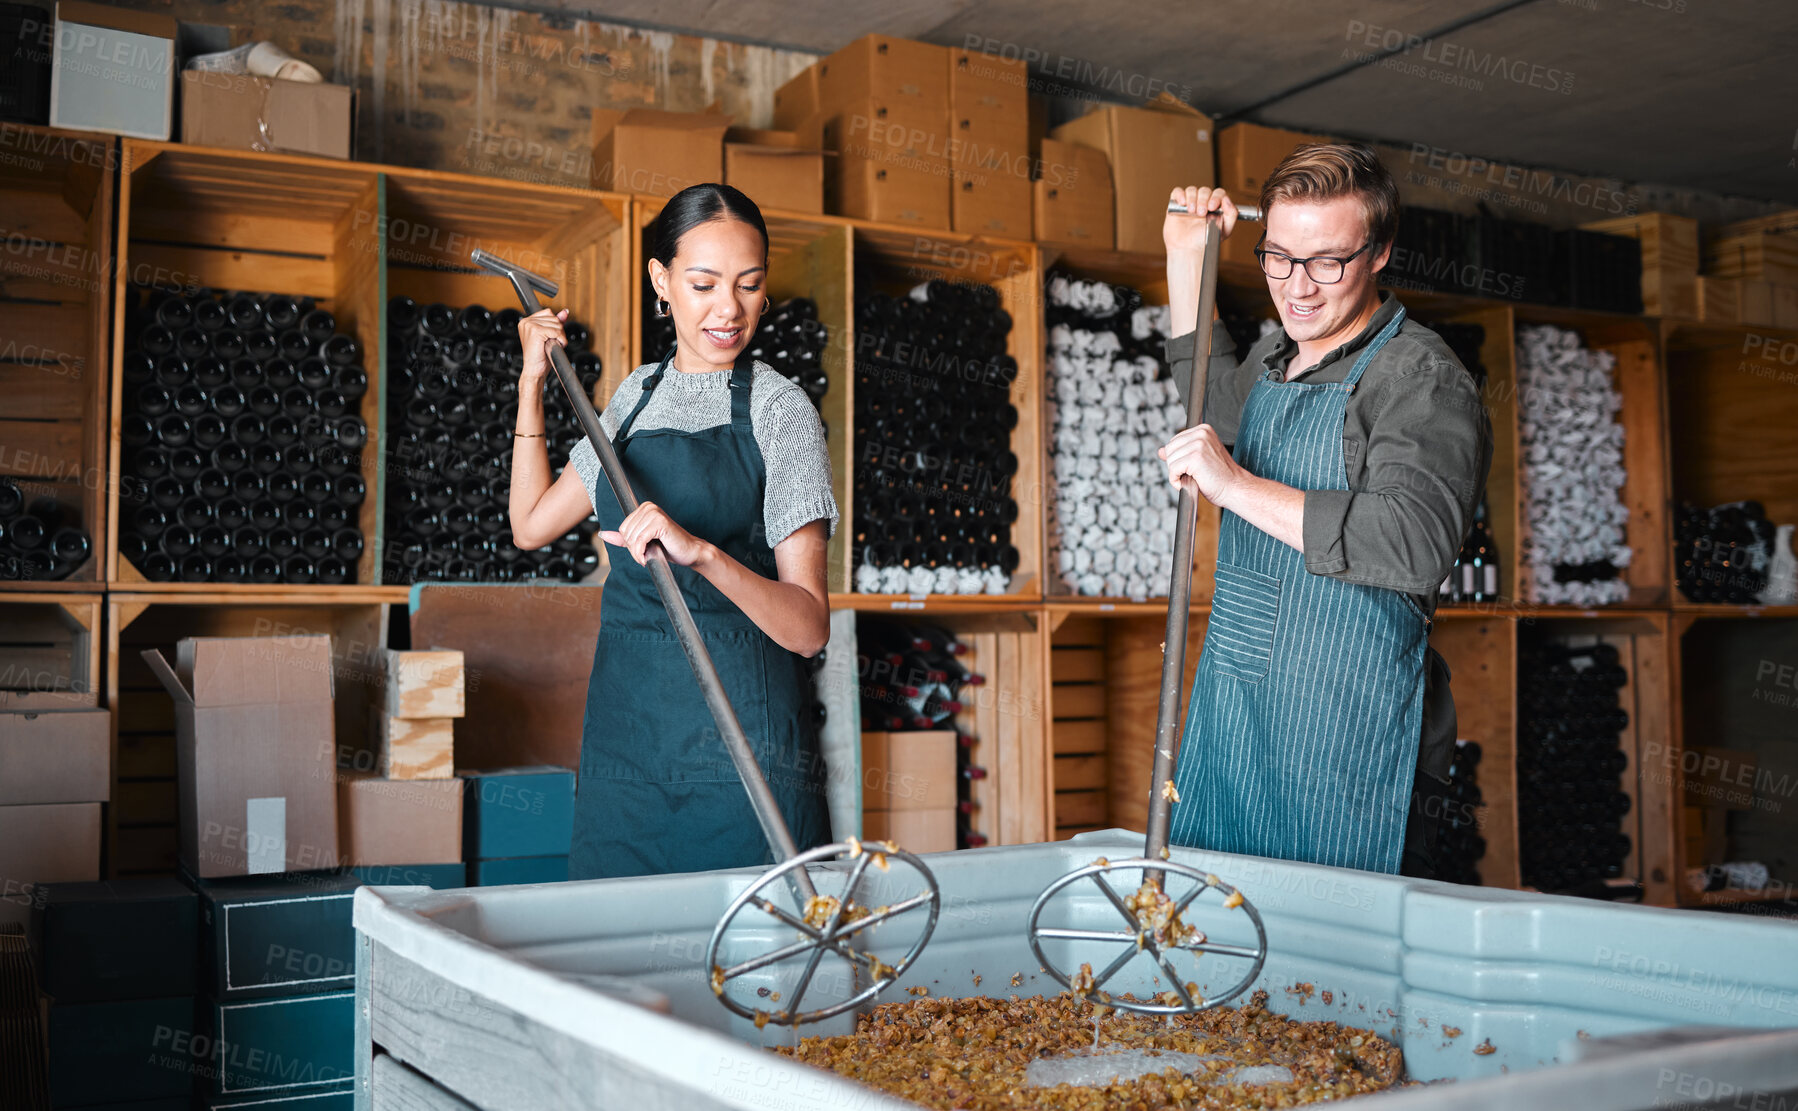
left=107, top=142, right=386, bottom=590
left=0, top=592, right=102, bottom=709
left=1431, top=613, right=1519, bottom=888
left=0, top=126, right=115, bottom=588
left=105, top=591, right=390, bottom=876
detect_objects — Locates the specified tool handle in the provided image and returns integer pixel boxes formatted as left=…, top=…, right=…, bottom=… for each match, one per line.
left=480, top=251, right=814, bottom=898
left=1142, top=212, right=1225, bottom=875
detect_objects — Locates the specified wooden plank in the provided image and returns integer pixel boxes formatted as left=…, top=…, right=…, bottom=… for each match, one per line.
left=127, top=243, right=336, bottom=300
left=0, top=419, right=82, bottom=479
left=377, top=713, right=456, bottom=780
left=1054, top=789, right=1107, bottom=827
left=1050, top=647, right=1104, bottom=682
left=0, top=367, right=85, bottom=420
left=384, top=649, right=466, bottom=719
left=111, top=826, right=178, bottom=874
left=956, top=631, right=998, bottom=841
left=1430, top=616, right=1519, bottom=888
left=1610, top=634, right=1644, bottom=883
left=1053, top=753, right=1106, bottom=791
left=369, top=942, right=737, bottom=1111
left=1608, top=338, right=1668, bottom=605
left=1050, top=682, right=1105, bottom=720
left=114, top=779, right=179, bottom=825
left=1013, top=625, right=1048, bottom=842
left=1668, top=341, right=1798, bottom=552
left=995, top=630, right=1026, bottom=844
left=1105, top=615, right=1206, bottom=835
left=1632, top=616, right=1676, bottom=906
left=116, top=732, right=176, bottom=779
left=1052, top=718, right=1106, bottom=756
left=1055, top=823, right=1107, bottom=839
left=1051, top=614, right=1106, bottom=647
left=128, top=206, right=335, bottom=254
left=373, top=1053, right=480, bottom=1111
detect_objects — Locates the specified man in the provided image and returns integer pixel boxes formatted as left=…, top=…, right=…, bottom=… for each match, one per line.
left=1160, top=143, right=1492, bottom=877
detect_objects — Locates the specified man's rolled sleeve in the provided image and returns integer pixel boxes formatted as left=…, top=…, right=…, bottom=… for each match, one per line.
left=1303, top=362, right=1492, bottom=592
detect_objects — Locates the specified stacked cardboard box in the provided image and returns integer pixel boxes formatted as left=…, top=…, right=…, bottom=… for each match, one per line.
left=947, top=49, right=1032, bottom=237
left=1050, top=94, right=1215, bottom=255
left=590, top=107, right=730, bottom=197
left=1035, top=138, right=1115, bottom=247
left=460, top=767, right=576, bottom=884
left=724, top=125, right=827, bottom=215
left=860, top=731, right=958, bottom=854
left=1218, top=122, right=1332, bottom=265
left=1704, top=212, right=1798, bottom=328
left=0, top=700, right=109, bottom=937
left=36, top=878, right=199, bottom=1108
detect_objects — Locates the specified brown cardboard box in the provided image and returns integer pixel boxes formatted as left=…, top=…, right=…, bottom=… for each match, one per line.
left=948, top=49, right=1028, bottom=172
left=383, top=649, right=464, bottom=719
left=772, top=65, right=820, bottom=132
left=0, top=802, right=102, bottom=885
left=952, top=166, right=1032, bottom=238
left=0, top=709, right=109, bottom=805
left=725, top=127, right=825, bottom=215
left=1034, top=138, right=1114, bottom=248
left=591, top=107, right=730, bottom=197
left=820, top=102, right=950, bottom=228
left=142, top=636, right=339, bottom=878
left=1740, top=280, right=1776, bottom=327
left=1582, top=212, right=1699, bottom=318
left=180, top=71, right=354, bottom=160
left=817, top=35, right=948, bottom=119
left=1774, top=285, right=1798, bottom=330
left=861, top=731, right=957, bottom=810
left=1706, top=232, right=1798, bottom=286
left=1052, top=95, right=1214, bottom=254
left=337, top=774, right=462, bottom=866
left=1697, top=276, right=1741, bottom=324
left=1218, top=123, right=1329, bottom=265
left=862, top=808, right=955, bottom=855
left=375, top=712, right=454, bottom=780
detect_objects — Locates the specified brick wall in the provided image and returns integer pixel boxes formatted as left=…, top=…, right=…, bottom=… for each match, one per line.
left=101, top=0, right=816, bottom=188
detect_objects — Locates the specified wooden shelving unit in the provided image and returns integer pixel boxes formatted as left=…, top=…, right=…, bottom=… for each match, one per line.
left=0, top=132, right=1781, bottom=901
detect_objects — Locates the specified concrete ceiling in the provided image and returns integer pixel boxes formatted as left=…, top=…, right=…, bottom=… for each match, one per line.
left=545, top=0, right=1798, bottom=205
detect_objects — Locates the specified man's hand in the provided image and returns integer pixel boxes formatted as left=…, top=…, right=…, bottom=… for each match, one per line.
left=1158, top=424, right=1244, bottom=508
left=1164, top=186, right=1239, bottom=254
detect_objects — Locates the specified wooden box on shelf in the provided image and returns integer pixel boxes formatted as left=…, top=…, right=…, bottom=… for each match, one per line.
left=106, top=591, right=388, bottom=876
left=1, top=126, right=115, bottom=589
left=0, top=594, right=103, bottom=711
left=1581, top=212, right=1699, bottom=320
left=107, top=142, right=384, bottom=590
left=1429, top=613, right=1518, bottom=889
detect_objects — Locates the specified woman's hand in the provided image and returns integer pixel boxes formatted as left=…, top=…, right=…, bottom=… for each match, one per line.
left=600, top=501, right=713, bottom=568
left=1158, top=424, right=1243, bottom=508
left=1164, top=186, right=1239, bottom=254
left=517, top=307, right=568, bottom=384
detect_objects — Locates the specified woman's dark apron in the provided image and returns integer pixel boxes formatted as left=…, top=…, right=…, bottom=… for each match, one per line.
left=569, top=351, right=831, bottom=879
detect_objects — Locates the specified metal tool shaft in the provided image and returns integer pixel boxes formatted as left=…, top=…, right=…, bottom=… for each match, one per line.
left=1142, top=205, right=1259, bottom=876
left=472, top=248, right=814, bottom=899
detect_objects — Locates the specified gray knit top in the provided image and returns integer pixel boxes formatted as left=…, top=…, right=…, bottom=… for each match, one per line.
left=566, top=360, right=839, bottom=548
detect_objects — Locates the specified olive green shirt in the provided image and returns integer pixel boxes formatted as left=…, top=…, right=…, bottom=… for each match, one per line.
left=1166, top=294, right=1494, bottom=779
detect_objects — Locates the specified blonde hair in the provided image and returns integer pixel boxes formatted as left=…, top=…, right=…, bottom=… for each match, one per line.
left=1259, top=143, right=1399, bottom=250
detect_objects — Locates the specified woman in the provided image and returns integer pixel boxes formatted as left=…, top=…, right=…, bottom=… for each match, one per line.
left=506, top=183, right=836, bottom=879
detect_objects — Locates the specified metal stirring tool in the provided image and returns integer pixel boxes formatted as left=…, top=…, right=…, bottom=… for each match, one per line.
left=473, top=249, right=941, bottom=1027
left=1025, top=202, right=1269, bottom=1016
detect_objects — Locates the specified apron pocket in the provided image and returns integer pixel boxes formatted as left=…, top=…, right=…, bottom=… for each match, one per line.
left=1208, top=562, right=1282, bottom=683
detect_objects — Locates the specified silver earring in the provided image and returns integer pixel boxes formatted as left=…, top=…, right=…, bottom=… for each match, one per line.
left=655, top=298, right=669, bottom=318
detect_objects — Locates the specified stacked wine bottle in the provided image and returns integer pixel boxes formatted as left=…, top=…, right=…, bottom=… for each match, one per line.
left=856, top=619, right=988, bottom=848
left=1434, top=739, right=1487, bottom=885
left=852, top=279, right=1020, bottom=596
left=641, top=289, right=831, bottom=415
left=1674, top=500, right=1776, bottom=604
left=1438, top=498, right=1502, bottom=604
left=0, top=480, right=90, bottom=581
left=116, top=286, right=369, bottom=584
left=1516, top=639, right=1634, bottom=891
left=383, top=297, right=601, bottom=585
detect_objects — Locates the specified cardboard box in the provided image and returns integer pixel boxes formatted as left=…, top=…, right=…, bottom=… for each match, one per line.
left=725, top=127, right=825, bottom=215
left=180, top=70, right=353, bottom=160
left=1581, top=212, right=1699, bottom=318
left=772, top=64, right=820, bottom=131
left=0, top=801, right=101, bottom=886
left=383, top=648, right=464, bottom=718
left=861, top=731, right=957, bottom=810
left=1218, top=122, right=1330, bottom=264
left=49, top=0, right=176, bottom=140
left=1052, top=95, right=1214, bottom=254
left=337, top=774, right=461, bottom=866
left=0, top=707, right=109, bottom=804
left=1034, top=138, right=1114, bottom=248
left=469, top=854, right=570, bottom=886
left=202, top=991, right=355, bottom=1095
left=1697, top=275, right=1741, bottom=324
left=591, top=107, right=728, bottom=197
left=35, top=877, right=198, bottom=1002
left=1706, top=231, right=1798, bottom=286
left=197, top=871, right=360, bottom=1000
left=1740, top=280, right=1776, bottom=326
left=948, top=49, right=1028, bottom=170
left=953, top=166, right=1032, bottom=238
left=47, top=996, right=197, bottom=1106
left=1774, top=285, right=1798, bottom=330
left=862, top=808, right=956, bottom=855
left=819, top=100, right=950, bottom=228
left=460, top=766, right=575, bottom=860
left=143, top=636, right=339, bottom=878
left=375, top=712, right=454, bottom=780
left=817, top=34, right=948, bottom=119
left=349, top=861, right=466, bottom=889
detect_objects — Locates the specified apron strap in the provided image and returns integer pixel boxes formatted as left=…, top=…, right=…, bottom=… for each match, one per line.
left=1341, top=305, right=1407, bottom=391
left=728, top=355, right=754, bottom=434
left=616, top=345, right=678, bottom=443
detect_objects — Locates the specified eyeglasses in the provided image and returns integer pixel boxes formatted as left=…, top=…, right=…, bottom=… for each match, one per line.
left=1253, top=234, right=1373, bottom=285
